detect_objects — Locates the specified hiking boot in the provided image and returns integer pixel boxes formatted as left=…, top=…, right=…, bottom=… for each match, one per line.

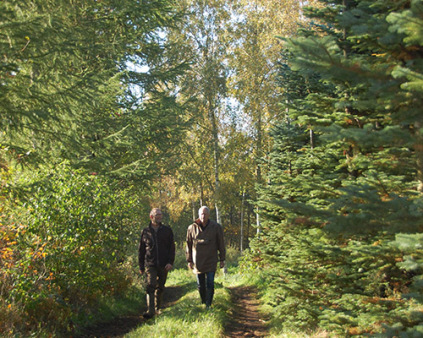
left=143, top=292, right=155, bottom=319
left=142, top=311, right=154, bottom=319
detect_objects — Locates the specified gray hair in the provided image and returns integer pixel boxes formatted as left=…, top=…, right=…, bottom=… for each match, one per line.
left=198, top=206, right=210, bottom=215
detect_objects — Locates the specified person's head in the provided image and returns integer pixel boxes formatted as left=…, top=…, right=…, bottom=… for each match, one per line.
left=150, top=208, right=162, bottom=226
left=198, top=206, right=210, bottom=225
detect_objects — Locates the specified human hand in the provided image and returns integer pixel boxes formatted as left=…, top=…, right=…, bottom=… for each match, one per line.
left=165, top=264, right=173, bottom=271
left=220, top=261, right=225, bottom=269
left=188, top=262, right=194, bottom=270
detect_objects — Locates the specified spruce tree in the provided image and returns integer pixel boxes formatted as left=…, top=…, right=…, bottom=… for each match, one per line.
left=1, top=0, right=187, bottom=180
left=250, top=0, right=423, bottom=335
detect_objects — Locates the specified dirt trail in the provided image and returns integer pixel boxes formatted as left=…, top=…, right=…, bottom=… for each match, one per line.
left=76, top=284, right=268, bottom=337
left=223, top=285, right=268, bottom=337
left=75, top=285, right=184, bottom=337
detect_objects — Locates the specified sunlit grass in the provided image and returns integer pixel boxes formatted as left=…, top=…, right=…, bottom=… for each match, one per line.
left=125, top=268, right=231, bottom=338
left=72, top=246, right=399, bottom=338
left=75, top=247, right=336, bottom=338
left=123, top=247, right=270, bottom=337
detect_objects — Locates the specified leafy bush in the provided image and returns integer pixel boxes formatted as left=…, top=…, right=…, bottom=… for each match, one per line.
left=1, top=164, right=143, bottom=335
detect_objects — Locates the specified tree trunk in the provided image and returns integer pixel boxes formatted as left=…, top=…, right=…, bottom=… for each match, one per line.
left=192, top=200, right=196, bottom=222
left=210, top=108, right=221, bottom=224
left=247, top=206, right=251, bottom=248
left=200, top=181, right=204, bottom=206
left=240, top=190, right=245, bottom=253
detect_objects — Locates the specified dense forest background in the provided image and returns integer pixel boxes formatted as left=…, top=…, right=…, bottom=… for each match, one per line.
left=1, top=0, right=423, bottom=336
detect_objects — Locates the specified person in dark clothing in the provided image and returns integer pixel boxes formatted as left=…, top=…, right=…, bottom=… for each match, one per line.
left=138, top=208, right=175, bottom=318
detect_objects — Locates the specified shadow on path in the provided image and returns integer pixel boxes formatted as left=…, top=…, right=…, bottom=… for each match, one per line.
left=223, top=285, right=268, bottom=338
left=76, top=285, right=185, bottom=337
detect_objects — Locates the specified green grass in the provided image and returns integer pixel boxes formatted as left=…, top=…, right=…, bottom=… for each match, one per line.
left=70, top=247, right=341, bottom=338
left=125, top=268, right=231, bottom=338
left=68, top=247, right=243, bottom=337
left=122, top=246, right=249, bottom=337
left=124, top=263, right=335, bottom=338
left=73, top=247, right=337, bottom=338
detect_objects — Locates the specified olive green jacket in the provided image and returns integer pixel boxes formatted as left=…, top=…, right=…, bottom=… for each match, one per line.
left=186, top=219, right=226, bottom=273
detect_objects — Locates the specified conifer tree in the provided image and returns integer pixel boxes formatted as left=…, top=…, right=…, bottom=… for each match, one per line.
left=1, top=1, right=189, bottom=333
left=250, top=0, right=423, bottom=334
left=1, top=0, right=186, bottom=180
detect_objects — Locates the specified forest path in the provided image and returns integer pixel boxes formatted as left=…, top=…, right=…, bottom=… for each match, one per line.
left=76, top=284, right=268, bottom=337
left=223, top=285, right=268, bottom=337
left=76, top=285, right=185, bottom=337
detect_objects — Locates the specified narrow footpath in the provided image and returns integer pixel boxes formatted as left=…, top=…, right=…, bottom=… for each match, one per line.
left=76, top=285, right=184, bottom=337
left=223, top=286, right=268, bottom=337
left=76, top=284, right=268, bottom=337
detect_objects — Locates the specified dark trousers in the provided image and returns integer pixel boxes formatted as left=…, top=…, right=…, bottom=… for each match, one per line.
left=196, top=271, right=215, bottom=307
left=145, top=266, right=168, bottom=312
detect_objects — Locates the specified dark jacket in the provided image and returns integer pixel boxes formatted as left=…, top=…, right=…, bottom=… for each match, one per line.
left=138, top=222, right=175, bottom=272
left=186, top=219, right=226, bottom=273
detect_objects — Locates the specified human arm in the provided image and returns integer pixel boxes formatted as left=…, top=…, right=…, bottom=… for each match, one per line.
left=186, top=226, right=194, bottom=269
left=138, top=230, right=146, bottom=274
left=166, top=228, right=176, bottom=272
left=169, top=228, right=176, bottom=266
left=217, top=224, right=226, bottom=268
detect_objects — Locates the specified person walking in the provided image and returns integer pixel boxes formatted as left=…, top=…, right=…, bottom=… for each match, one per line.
left=138, top=208, right=175, bottom=318
left=186, top=206, right=226, bottom=308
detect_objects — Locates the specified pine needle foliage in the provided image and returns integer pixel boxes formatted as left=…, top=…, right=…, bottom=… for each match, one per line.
left=1, top=1, right=189, bottom=335
left=249, top=0, right=423, bottom=335
left=1, top=0, right=188, bottom=180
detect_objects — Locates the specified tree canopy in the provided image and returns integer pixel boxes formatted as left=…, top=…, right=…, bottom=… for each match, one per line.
left=1, top=0, right=187, bottom=181
left=2, top=0, right=423, bottom=336
left=249, top=0, right=423, bottom=335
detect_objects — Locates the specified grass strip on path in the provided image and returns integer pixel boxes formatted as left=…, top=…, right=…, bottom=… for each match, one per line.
left=125, top=268, right=231, bottom=338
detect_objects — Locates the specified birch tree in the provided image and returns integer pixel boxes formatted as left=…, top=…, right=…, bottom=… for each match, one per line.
left=171, top=0, right=230, bottom=222
left=228, top=0, right=320, bottom=231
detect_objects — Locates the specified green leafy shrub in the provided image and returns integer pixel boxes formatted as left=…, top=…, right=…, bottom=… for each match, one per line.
left=1, top=164, right=142, bottom=335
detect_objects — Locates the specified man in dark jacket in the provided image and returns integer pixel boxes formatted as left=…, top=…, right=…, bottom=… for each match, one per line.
left=186, top=206, right=226, bottom=308
left=139, top=208, right=175, bottom=318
